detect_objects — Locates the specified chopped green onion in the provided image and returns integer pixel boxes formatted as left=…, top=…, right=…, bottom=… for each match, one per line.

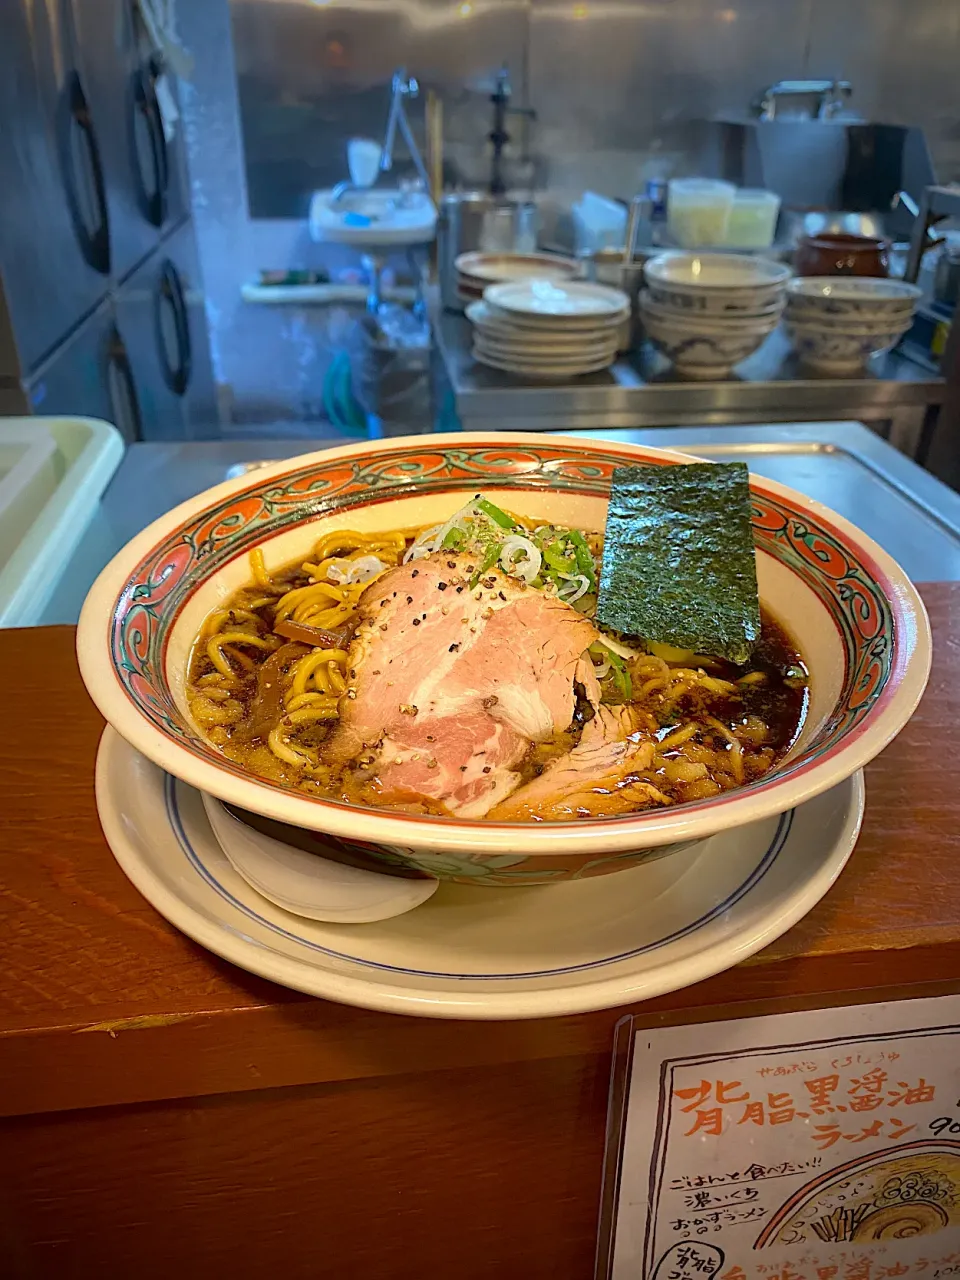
left=606, top=648, right=633, bottom=701
left=475, top=497, right=515, bottom=530
left=541, top=539, right=571, bottom=571
left=568, top=530, right=597, bottom=591
left=470, top=542, right=501, bottom=587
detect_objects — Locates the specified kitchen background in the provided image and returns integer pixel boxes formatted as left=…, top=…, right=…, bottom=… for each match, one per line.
left=186, top=0, right=960, bottom=428
left=3, top=0, right=959, bottom=432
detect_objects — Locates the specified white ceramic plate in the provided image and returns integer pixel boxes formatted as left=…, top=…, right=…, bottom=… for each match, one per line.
left=95, top=727, right=865, bottom=1020
left=471, top=345, right=615, bottom=379
left=466, top=301, right=621, bottom=348
left=455, top=252, right=578, bottom=285
left=473, top=333, right=620, bottom=359
left=201, top=794, right=439, bottom=924
left=473, top=332, right=618, bottom=362
left=485, top=279, right=630, bottom=322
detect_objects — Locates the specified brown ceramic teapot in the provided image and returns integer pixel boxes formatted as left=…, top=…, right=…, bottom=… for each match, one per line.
left=794, top=232, right=891, bottom=278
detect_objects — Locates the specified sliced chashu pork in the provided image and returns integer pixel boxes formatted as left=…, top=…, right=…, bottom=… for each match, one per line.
left=488, top=705, right=662, bottom=821
left=323, top=552, right=599, bottom=817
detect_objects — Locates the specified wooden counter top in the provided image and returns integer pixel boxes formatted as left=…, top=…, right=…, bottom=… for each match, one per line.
left=1, top=586, right=958, bottom=1278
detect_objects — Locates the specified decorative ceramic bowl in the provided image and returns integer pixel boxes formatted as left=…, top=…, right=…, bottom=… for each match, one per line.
left=77, top=433, right=930, bottom=887
left=644, top=251, right=791, bottom=316
left=641, top=292, right=784, bottom=333
left=786, top=276, right=922, bottom=321
left=640, top=297, right=779, bottom=377
left=783, top=307, right=916, bottom=335
left=783, top=317, right=910, bottom=374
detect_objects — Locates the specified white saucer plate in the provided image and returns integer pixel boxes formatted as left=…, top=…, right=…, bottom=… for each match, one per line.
left=485, top=279, right=630, bottom=323
left=470, top=299, right=627, bottom=337
left=472, top=347, right=616, bottom=379
left=201, top=793, right=439, bottom=924
left=467, top=305, right=620, bottom=356
left=473, top=334, right=618, bottom=364
left=95, top=727, right=864, bottom=1020
left=455, top=251, right=579, bottom=285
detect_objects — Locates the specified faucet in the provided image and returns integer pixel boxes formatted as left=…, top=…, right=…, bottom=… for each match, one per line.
left=331, top=68, right=432, bottom=204
left=488, top=64, right=536, bottom=197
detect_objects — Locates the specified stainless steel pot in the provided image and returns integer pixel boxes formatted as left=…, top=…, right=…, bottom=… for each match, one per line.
left=437, top=192, right=538, bottom=312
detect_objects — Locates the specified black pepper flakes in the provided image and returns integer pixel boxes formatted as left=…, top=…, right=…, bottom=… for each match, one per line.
left=498, top=591, right=507, bottom=601
left=448, top=642, right=460, bottom=652
left=446, top=560, right=456, bottom=569
left=411, top=569, right=419, bottom=577
left=406, top=595, right=413, bottom=604
left=455, top=585, right=464, bottom=594
left=460, top=765, right=468, bottom=772
left=412, top=618, right=420, bottom=626
left=482, top=766, right=491, bottom=774
left=425, top=735, right=435, bottom=742
left=438, top=582, right=447, bottom=591
left=379, top=624, right=388, bottom=631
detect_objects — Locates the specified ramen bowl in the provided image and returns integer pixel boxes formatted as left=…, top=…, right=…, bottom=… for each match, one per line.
left=77, top=433, right=930, bottom=886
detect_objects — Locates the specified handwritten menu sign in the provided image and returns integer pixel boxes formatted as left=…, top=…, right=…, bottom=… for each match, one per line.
left=609, top=997, right=960, bottom=1280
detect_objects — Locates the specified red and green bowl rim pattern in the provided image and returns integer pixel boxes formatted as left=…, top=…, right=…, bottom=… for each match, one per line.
left=108, top=440, right=903, bottom=828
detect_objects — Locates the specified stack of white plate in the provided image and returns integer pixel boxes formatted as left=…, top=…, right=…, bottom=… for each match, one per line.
left=455, top=252, right=578, bottom=307
left=467, top=279, right=630, bottom=380
left=640, top=251, right=791, bottom=379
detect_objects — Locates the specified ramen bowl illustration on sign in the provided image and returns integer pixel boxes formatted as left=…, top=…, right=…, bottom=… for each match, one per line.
left=755, top=1141, right=960, bottom=1247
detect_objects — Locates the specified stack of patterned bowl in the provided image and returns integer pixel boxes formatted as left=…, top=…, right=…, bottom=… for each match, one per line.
left=782, top=277, right=923, bottom=374
left=467, top=279, right=630, bottom=379
left=640, top=251, right=791, bottom=378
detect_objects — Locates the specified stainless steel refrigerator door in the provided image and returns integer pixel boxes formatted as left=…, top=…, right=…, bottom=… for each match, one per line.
left=69, top=0, right=189, bottom=284
left=115, top=244, right=197, bottom=441
left=156, top=220, right=219, bottom=436
left=0, top=0, right=112, bottom=377
left=18, top=300, right=144, bottom=444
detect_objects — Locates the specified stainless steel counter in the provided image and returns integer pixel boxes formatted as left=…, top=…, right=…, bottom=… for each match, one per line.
left=35, top=421, right=960, bottom=628
left=436, top=314, right=946, bottom=456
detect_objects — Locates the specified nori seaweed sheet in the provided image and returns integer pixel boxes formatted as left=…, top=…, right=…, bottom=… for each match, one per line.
left=596, top=462, right=761, bottom=663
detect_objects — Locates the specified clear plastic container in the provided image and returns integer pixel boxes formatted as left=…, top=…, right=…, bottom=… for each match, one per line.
left=0, top=427, right=59, bottom=567
left=666, top=179, right=736, bottom=248
left=724, top=189, right=782, bottom=249
left=0, top=417, right=123, bottom=626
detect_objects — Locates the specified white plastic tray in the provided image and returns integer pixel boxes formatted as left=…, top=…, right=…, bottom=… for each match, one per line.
left=0, top=416, right=124, bottom=628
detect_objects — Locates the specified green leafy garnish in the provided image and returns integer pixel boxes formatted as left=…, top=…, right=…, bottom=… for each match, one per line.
left=568, top=530, right=597, bottom=591
left=470, top=542, right=501, bottom=587
left=474, top=497, right=515, bottom=529
left=606, top=649, right=633, bottom=701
